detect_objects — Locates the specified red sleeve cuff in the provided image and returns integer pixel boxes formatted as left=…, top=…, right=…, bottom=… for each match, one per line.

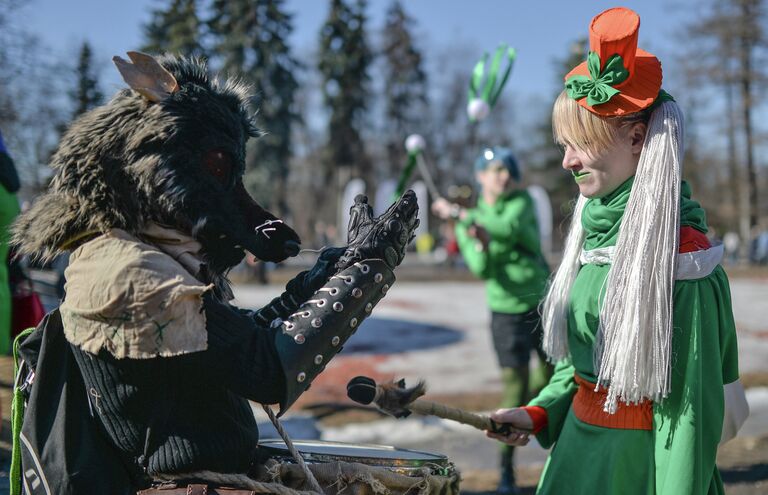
left=522, top=405, right=548, bottom=434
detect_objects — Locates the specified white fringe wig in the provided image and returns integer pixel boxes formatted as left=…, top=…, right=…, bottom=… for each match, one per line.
left=541, top=95, right=685, bottom=413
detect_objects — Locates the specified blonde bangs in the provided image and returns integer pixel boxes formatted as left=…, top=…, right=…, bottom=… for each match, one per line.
left=552, top=90, right=618, bottom=154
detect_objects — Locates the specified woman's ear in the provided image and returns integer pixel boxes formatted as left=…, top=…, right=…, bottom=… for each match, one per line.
left=629, top=122, right=647, bottom=154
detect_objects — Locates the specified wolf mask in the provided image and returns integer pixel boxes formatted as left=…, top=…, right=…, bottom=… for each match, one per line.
left=13, top=52, right=300, bottom=274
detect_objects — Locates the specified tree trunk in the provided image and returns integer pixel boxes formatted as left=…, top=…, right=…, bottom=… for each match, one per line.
left=724, top=74, right=746, bottom=254
left=739, top=0, right=759, bottom=231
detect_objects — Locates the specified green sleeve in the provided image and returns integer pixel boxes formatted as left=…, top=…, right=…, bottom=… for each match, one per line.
left=478, top=195, right=543, bottom=274
left=0, top=184, right=20, bottom=247
left=489, top=194, right=541, bottom=254
left=654, top=265, right=739, bottom=495
left=476, top=194, right=537, bottom=245
left=454, top=195, right=542, bottom=280
left=454, top=212, right=491, bottom=279
left=0, top=186, right=20, bottom=355
left=527, top=358, right=578, bottom=448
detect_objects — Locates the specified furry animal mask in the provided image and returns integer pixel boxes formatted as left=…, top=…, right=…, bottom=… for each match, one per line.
left=13, top=52, right=300, bottom=273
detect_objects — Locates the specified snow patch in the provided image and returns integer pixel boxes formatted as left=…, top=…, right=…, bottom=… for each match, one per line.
left=322, top=415, right=481, bottom=445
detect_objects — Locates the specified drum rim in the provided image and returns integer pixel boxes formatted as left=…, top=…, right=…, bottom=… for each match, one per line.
left=258, top=438, right=450, bottom=470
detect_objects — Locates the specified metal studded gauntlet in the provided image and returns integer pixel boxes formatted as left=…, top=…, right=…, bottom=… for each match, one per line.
left=274, top=259, right=395, bottom=413
left=274, top=191, right=418, bottom=414
left=252, top=247, right=345, bottom=327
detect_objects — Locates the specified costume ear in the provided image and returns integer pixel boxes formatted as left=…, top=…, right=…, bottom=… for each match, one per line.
left=112, top=51, right=179, bottom=103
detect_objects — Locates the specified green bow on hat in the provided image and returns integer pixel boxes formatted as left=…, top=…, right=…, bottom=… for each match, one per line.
left=565, top=51, right=629, bottom=106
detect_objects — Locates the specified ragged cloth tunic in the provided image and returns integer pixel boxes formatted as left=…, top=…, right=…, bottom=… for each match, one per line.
left=529, top=177, right=740, bottom=495
left=60, top=229, right=286, bottom=477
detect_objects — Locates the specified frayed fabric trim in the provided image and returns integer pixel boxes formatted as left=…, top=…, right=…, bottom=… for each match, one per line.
left=580, top=242, right=723, bottom=280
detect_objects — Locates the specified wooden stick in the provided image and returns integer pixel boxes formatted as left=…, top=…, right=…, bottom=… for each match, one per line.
left=345, top=376, right=532, bottom=435
left=415, top=153, right=442, bottom=200
left=407, top=399, right=531, bottom=434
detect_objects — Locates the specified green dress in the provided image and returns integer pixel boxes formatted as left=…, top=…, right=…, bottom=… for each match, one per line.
left=529, top=177, right=740, bottom=495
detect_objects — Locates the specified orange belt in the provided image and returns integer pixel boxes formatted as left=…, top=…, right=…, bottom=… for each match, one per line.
left=572, top=374, right=653, bottom=430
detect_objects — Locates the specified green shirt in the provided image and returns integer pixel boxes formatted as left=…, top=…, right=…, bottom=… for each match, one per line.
left=529, top=177, right=739, bottom=494
left=455, top=190, right=549, bottom=314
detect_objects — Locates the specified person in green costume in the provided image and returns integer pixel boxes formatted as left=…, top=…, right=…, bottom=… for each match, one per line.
left=0, top=129, right=22, bottom=355
left=433, top=147, right=551, bottom=495
left=485, top=7, right=748, bottom=495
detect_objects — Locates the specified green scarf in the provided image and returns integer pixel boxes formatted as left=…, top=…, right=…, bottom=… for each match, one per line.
left=582, top=176, right=708, bottom=250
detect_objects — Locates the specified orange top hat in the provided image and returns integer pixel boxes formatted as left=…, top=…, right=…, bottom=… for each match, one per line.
left=564, top=7, right=662, bottom=116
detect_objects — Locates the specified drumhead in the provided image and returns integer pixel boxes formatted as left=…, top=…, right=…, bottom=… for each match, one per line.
left=258, top=439, right=450, bottom=470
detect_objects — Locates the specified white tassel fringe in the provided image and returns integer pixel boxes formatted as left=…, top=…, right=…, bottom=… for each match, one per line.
left=540, top=196, right=586, bottom=362
left=541, top=101, right=685, bottom=413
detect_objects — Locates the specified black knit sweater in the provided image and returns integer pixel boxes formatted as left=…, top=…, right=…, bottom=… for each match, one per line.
left=69, top=292, right=286, bottom=478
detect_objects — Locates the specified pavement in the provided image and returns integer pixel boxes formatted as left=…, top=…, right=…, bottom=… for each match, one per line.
left=233, top=273, right=768, bottom=492
left=0, top=269, right=765, bottom=493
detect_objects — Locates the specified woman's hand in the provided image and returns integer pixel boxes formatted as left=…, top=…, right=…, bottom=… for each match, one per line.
left=485, top=408, right=534, bottom=446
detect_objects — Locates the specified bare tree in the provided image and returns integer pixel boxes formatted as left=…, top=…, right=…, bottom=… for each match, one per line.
left=0, top=2, right=68, bottom=195
left=736, top=0, right=765, bottom=230
left=686, top=0, right=767, bottom=238
left=381, top=0, right=428, bottom=178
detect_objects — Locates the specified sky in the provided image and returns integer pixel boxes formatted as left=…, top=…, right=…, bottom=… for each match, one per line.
left=19, top=0, right=761, bottom=173
left=18, top=0, right=698, bottom=101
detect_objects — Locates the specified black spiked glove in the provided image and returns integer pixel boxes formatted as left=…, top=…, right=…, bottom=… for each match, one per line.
left=335, top=190, right=419, bottom=271
left=292, top=246, right=345, bottom=300
left=252, top=247, right=344, bottom=326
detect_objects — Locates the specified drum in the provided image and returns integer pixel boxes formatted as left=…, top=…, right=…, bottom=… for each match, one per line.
left=256, top=439, right=460, bottom=495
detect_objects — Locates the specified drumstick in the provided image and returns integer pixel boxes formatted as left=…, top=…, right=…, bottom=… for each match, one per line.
left=346, top=376, right=532, bottom=435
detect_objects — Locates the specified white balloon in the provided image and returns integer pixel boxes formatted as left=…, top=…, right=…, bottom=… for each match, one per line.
left=466, top=98, right=490, bottom=121
left=404, top=134, right=426, bottom=153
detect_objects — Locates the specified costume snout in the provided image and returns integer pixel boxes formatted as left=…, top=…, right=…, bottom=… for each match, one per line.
left=234, top=181, right=301, bottom=263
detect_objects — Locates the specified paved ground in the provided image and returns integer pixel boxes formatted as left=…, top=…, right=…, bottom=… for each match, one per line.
left=1, top=270, right=765, bottom=493
left=235, top=274, right=768, bottom=493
